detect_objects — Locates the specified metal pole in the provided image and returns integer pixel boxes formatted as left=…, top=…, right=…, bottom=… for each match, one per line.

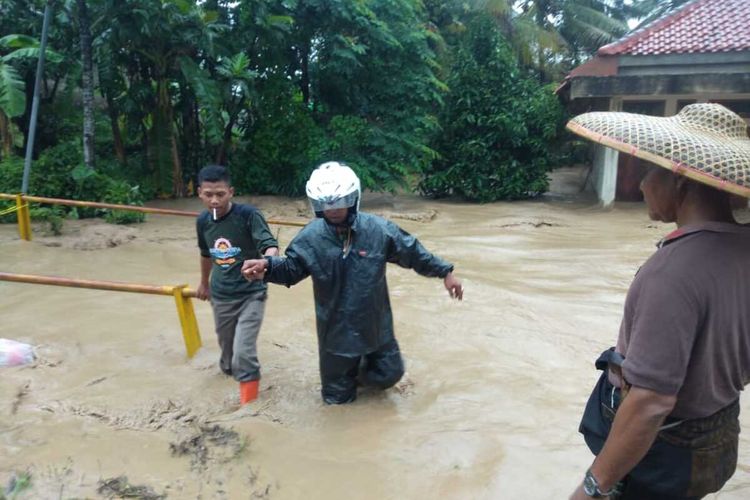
left=0, top=271, right=202, bottom=358
left=0, top=192, right=309, bottom=227
left=21, top=0, right=54, bottom=194
left=0, top=271, right=197, bottom=297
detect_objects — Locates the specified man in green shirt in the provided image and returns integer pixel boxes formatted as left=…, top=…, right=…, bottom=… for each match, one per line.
left=195, top=165, right=279, bottom=406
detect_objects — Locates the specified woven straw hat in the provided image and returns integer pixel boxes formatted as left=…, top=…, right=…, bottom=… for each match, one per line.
left=567, top=103, right=750, bottom=198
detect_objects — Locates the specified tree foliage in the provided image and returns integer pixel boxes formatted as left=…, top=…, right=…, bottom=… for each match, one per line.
left=631, top=0, right=693, bottom=28
left=0, top=0, right=609, bottom=205
left=421, top=16, right=566, bottom=202
left=0, top=33, right=62, bottom=158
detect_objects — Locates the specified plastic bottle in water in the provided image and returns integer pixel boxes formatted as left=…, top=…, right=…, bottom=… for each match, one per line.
left=0, top=339, right=35, bottom=367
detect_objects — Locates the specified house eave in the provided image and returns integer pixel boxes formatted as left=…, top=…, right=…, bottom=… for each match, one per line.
left=568, top=72, right=750, bottom=100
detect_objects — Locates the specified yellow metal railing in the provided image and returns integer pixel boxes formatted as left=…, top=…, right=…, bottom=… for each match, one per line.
left=15, top=194, right=32, bottom=241
left=0, top=272, right=202, bottom=358
left=0, top=193, right=308, bottom=241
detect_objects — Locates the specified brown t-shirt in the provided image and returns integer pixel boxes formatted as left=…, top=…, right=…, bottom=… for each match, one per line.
left=614, top=222, right=750, bottom=419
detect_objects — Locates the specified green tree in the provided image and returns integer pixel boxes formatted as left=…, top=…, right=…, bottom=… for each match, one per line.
left=76, top=0, right=96, bottom=170
left=179, top=52, right=259, bottom=166
left=291, top=0, right=444, bottom=190
left=104, top=0, right=222, bottom=196
left=421, top=16, right=565, bottom=201
left=429, top=1, right=632, bottom=80
left=514, top=0, right=634, bottom=78
left=174, top=0, right=294, bottom=185
left=3, top=0, right=613, bottom=204
left=0, top=39, right=26, bottom=158
left=631, top=0, right=693, bottom=28
left=0, top=34, right=62, bottom=159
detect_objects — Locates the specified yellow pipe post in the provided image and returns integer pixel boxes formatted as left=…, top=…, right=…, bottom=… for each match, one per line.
left=0, top=272, right=202, bottom=359
left=171, top=285, right=202, bottom=358
left=16, top=194, right=32, bottom=241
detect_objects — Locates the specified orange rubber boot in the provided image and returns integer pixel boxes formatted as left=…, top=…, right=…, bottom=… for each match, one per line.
left=240, top=380, right=259, bottom=405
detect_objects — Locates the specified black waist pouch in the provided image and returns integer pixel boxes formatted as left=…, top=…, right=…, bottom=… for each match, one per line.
left=579, top=348, right=740, bottom=498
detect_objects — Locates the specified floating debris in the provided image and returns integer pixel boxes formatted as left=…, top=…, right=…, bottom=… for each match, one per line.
left=97, top=476, right=165, bottom=499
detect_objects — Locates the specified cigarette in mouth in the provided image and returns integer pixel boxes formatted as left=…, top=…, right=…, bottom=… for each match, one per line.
left=212, top=208, right=217, bottom=221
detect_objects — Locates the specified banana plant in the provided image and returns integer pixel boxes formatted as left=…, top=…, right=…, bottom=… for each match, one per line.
left=103, top=0, right=223, bottom=196
left=0, top=34, right=62, bottom=158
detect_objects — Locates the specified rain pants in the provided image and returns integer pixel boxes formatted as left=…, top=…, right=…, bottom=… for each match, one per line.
left=265, top=212, right=454, bottom=403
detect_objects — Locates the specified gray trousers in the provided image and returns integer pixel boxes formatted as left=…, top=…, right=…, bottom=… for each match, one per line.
left=211, top=291, right=267, bottom=382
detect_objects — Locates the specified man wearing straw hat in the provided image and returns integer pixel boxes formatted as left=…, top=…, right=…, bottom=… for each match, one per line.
left=567, top=104, right=750, bottom=500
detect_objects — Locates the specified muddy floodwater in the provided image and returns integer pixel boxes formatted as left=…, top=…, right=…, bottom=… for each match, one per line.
left=2, top=179, right=750, bottom=499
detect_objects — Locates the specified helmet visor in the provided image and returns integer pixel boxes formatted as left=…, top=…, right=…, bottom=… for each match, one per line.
left=308, top=191, right=358, bottom=213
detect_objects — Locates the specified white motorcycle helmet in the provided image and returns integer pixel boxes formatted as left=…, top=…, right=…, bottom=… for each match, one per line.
left=306, top=162, right=361, bottom=222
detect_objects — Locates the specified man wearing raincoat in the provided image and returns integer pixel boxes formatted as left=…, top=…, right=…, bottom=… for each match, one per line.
left=242, top=162, right=463, bottom=404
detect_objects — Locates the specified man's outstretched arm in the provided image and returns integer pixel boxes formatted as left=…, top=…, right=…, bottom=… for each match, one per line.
left=386, top=221, right=463, bottom=300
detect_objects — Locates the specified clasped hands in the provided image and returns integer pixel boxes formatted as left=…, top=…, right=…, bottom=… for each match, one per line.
left=242, top=259, right=268, bottom=281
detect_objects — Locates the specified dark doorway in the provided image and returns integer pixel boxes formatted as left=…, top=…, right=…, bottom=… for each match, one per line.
left=616, top=101, right=666, bottom=201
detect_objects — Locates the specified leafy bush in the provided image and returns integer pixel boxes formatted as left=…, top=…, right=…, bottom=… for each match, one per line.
left=232, top=107, right=426, bottom=197
left=314, top=0, right=443, bottom=191
left=30, top=206, right=65, bottom=235
left=420, top=17, right=566, bottom=202
left=0, top=155, right=24, bottom=223
left=102, top=180, right=146, bottom=224
left=231, top=102, right=325, bottom=197
left=0, top=145, right=145, bottom=226
left=30, top=141, right=105, bottom=204
left=106, top=152, right=158, bottom=201
left=320, top=116, right=423, bottom=192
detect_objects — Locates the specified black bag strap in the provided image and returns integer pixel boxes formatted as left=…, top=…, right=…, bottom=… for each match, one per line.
left=595, top=347, right=624, bottom=371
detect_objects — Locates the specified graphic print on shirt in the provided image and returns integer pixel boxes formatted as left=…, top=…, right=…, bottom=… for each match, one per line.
left=211, top=237, right=242, bottom=268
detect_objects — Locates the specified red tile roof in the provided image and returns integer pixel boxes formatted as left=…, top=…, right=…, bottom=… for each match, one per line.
left=599, top=0, right=750, bottom=56
left=566, top=55, right=619, bottom=79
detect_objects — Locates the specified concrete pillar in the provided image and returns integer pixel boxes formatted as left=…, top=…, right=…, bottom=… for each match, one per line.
left=592, top=98, right=621, bottom=207
left=593, top=146, right=618, bottom=207
left=665, top=98, right=678, bottom=116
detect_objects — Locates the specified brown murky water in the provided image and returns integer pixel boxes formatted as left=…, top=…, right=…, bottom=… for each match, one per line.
left=2, top=184, right=750, bottom=499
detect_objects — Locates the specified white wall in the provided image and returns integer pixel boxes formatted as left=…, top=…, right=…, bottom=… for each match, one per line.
left=591, top=98, right=620, bottom=207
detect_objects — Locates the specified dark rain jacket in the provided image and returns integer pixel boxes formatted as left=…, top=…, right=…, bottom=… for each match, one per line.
left=265, top=212, right=454, bottom=356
